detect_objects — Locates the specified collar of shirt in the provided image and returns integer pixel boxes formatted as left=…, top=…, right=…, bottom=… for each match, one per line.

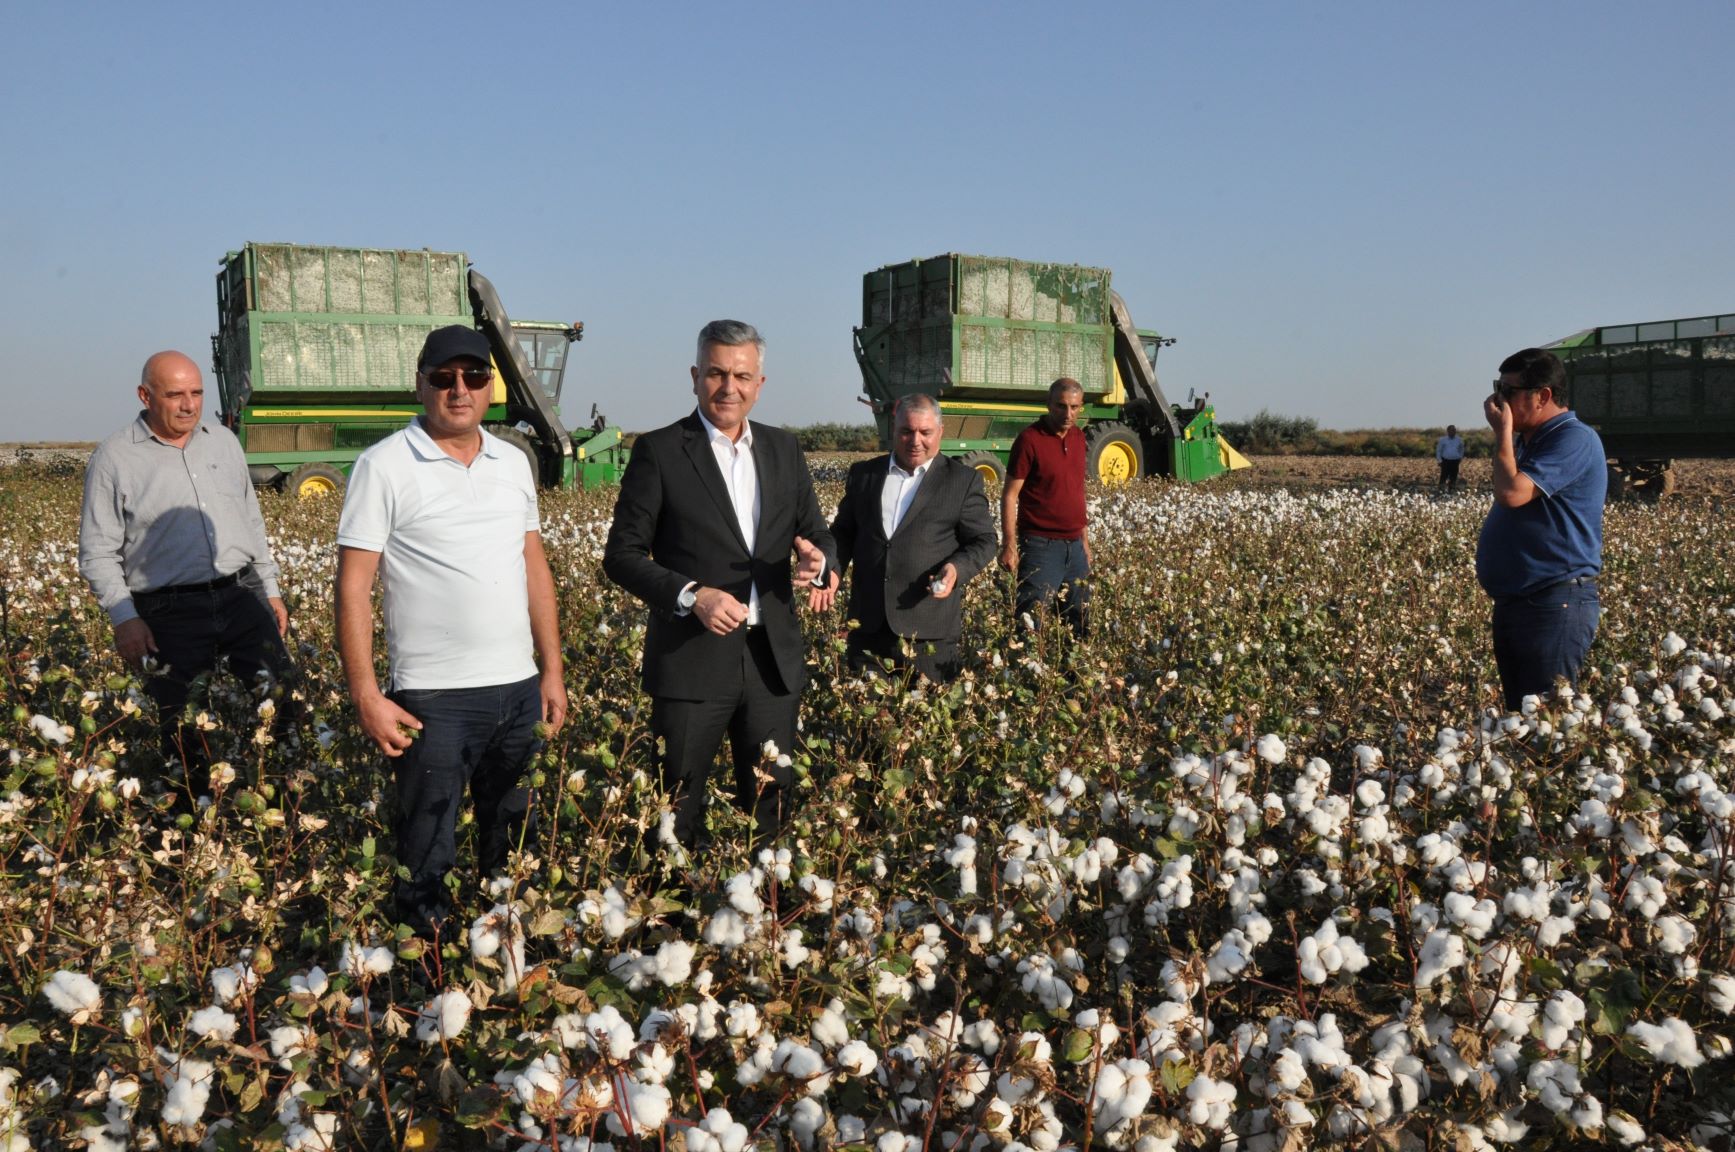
left=887, top=456, right=933, bottom=480
left=697, top=409, right=753, bottom=451
left=131, top=414, right=209, bottom=446
left=406, top=416, right=501, bottom=462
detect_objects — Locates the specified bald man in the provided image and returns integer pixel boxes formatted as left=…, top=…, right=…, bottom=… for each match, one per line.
left=80, top=351, right=294, bottom=800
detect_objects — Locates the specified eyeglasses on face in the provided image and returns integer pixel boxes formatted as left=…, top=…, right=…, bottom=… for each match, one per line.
left=422, top=366, right=494, bottom=391
left=1493, top=379, right=1544, bottom=399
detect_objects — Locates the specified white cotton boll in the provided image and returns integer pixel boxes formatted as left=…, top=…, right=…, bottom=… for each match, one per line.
left=789, top=1097, right=827, bottom=1150
left=289, top=968, right=328, bottom=998
left=1186, top=1072, right=1236, bottom=1129
left=1526, top=1059, right=1581, bottom=1114
left=339, top=942, right=394, bottom=979
left=1653, top=914, right=1696, bottom=955
left=1539, top=991, right=1585, bottom=1050
left=158, top=1053, right=216, bottom=1129
left=780, top=928, right=812, bottom=970
left=1624, top=874, right=1667, bottom=919
left=584, top=1006, right=636, bottom=1059
left=1627, top=1017, right=1704, bottom=1067
left=963, top=1019, right=1001, bottom=1055
left=1256, top=734, right=1286, bottom=764
left=44, top=971, right=101, bottom=1022
left=1270, top=1047, right=1307, bottom=1092
left=208, top=963, right=259, bottom=1007
left=1708, top=973, right=1735, bottom=1015
left=414, top=989, right=472, bottom=1044
left=605, top=1079, right=671, bottom=1136
left=1414, top=930, right=1466, bottom=989
left=704, top=908, right=750, bottom=950
left=1662, top=632, right=1687, bottom=658
left=187, top=1005, right=239, bottom=1044
left=1354, top=779, right=1385, bottom=808
left=836, top=1039, right=878, bottom=1077
left=812, top=1003, right=850, bottom=1049
left=727, top=1000, right=761, bottom=1039
left=1606, top=1109, right=1645, bottom=1145
left=655, top=939, right=695, bottom=986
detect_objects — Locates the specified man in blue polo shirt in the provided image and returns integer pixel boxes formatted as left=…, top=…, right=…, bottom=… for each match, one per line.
left=1474, top=348, right=1605, bottom=710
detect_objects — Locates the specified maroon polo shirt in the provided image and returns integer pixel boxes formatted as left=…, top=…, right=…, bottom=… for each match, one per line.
left=1008, top=420, right=1087, bottom=539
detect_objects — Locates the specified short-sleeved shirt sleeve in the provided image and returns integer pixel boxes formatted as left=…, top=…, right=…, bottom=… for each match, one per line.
left=335, top=453, right=394, bottom=552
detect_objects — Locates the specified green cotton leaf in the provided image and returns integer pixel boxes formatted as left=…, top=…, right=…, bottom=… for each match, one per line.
left=882, top=768, right=914, bottom=796
left=1160, top=1058, right=1196, bottom=1095
left=1, top=1023, right=39, bottom=1049
left=529, top=908, right=567, bottom=937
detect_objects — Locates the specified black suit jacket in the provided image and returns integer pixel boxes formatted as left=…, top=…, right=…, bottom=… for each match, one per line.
left=602, top=414, right=836, bottom=700
left=831, top=453, right=997, bottom=640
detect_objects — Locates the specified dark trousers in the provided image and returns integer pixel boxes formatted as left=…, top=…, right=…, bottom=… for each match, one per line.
left=1016, top=533, right=1090, bottom=637
left=133, top=580, right=292, bottom=796
left=1438, top=458, right=1462, bottom=490
left=846, top=627, right=961, bottom=683
left=387, top=674, right=543, bottom=937
left=651, top=626, right=797, bottom=850
left=1491, top=578, right=1599, bottom=710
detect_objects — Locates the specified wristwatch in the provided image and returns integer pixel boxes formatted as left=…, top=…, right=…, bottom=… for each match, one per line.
left=678, top=584, right=699, bottom=612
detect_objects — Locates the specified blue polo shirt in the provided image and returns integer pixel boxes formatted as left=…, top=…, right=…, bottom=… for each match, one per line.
left=1475, top=411, right=1606, bottom=599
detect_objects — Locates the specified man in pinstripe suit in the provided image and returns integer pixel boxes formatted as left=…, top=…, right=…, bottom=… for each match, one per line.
left=813, top=394, right=997, bottom=683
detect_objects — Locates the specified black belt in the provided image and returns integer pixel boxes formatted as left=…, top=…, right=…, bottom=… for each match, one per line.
left=141, top=565, right=251, bottom=597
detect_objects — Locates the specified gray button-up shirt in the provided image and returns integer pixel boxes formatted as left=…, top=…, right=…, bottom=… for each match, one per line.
left=78, top=415, right=283, bottom=626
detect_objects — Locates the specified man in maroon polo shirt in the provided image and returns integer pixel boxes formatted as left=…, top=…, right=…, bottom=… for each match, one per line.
left=998, top=377, right=1090, bottom=636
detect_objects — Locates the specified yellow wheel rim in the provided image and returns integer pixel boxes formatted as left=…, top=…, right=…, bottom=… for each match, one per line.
left=974, top=462, right=1001, bottom=487
left=1096, top=441, right=1136, bottom=484
left=296, top=475, right=339, bottom=499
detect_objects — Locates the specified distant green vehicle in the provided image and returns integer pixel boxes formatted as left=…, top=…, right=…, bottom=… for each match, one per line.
left=1546, top=311, right=1735, bottom=499
left=211, top=243, right=628, bottom=497
left=853, top=254, right=1249, bottom=487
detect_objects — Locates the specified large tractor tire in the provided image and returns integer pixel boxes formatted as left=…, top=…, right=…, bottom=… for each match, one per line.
left=959, top=451, right=1005, bottom=489
left=287, top=462, right=345, bottom=500
left=487, top=425, right=542, bottom=486
left=1086, top=422, right=1144, bottom=485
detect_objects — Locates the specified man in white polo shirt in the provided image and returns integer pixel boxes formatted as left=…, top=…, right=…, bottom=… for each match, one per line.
left=335, top=325, right=566, bottom=940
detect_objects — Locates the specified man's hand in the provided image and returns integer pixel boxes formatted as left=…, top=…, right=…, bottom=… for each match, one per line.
left=694, top=586, right=750, bottom=635
left=115, top=617, right=158, bottom=666
left=1484, top=391, right=1514, bottom=441
left=792, top=535, right=827, bottom=586
left=539, top=667, right=568, bottom=735
left=808, top=570, right=839, bottom=613
left=356, top=689, right=422, bottom=758
left=268, top=595, right=290, bottom=636
left=998, top=540, right=1018, bottom=573
left=929, top=563, right=959, bottom=600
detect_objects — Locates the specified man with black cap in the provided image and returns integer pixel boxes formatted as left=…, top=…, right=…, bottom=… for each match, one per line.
left=335, top=325, right=566, bottom=940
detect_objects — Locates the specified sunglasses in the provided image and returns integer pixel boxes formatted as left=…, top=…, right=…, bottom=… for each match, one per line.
left=422, top=366, right=494, bottom=391
left=1492, top=380, right=1544, bottom=399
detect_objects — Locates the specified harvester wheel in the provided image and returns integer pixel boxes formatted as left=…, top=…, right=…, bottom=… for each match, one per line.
left=959, top=451, right=1005, bottom=489
left=1604, top=463, right=1625, bottom=502
left=487, top=425, right=542, bottom=487
left=1086, top=422, right=1144, bottom=485
left=287, top=462, right=346, bottom=499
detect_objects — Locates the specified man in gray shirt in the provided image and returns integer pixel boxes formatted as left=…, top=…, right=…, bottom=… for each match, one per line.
left=79, top=351, right=293, bottom=798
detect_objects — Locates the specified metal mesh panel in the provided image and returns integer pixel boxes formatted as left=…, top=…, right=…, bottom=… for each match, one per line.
left=362, top=251, right=398, bottom=314
left=256, top=320, right=439, bottom=391
left=328, top=251, right=363, bottom=312
left=428, top=253, right=465, bottom=315
left=291, top=251, right=327, bottom=311
left=1610, top=373, right=1647, bottom=417
left=399, top=254, right=431, bottom=315
left=1573, top=375, right=1610, bottom=420
left=1707, top=363, right=1735, bottom=415
left=1651, top=371, right=1693, bottom=416
left=256, top=247, right=293, bottom=312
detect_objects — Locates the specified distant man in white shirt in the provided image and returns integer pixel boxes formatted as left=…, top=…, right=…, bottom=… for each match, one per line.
left=814, top=394, right=997, bottom=682
left=1436, top=424, right=1466, bottom=493
left=335, top=326, right=566, bottom=940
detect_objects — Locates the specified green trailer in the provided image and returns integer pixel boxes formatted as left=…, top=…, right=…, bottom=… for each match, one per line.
left=1545, top=311, right=1735, bottom=498
left=211, top=242, right=628, bottom=496
left=852, top=254, right=1248, bottom=487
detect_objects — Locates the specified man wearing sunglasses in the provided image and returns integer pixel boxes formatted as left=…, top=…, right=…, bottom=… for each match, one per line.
left=335, top=325, right=566, bottom=941
left=1475, top=347, right=1606, bottom=711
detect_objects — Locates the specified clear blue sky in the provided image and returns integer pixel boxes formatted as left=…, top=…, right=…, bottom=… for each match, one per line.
left=5, top=1, right=1730, bottom=441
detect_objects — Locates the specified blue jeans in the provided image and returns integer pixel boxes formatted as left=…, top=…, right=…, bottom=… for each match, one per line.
left=387, top=674, right=543, bottom=937
left=1490, top=578, right=1599, bottom=710
left=1017, top=533, right=1090, bottom=637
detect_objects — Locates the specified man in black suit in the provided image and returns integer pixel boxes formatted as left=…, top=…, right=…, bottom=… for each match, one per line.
left=603, top=320, right=835, bottom=851
left=813, top=394, right=997, bottom=682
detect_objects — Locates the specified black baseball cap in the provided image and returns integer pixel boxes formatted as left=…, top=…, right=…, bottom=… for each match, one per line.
left=418, top=325, right=492, bottom=369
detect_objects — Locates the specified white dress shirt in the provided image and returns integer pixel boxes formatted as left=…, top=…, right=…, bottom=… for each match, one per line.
left=882, top=455, right=932, bottom=537
left=698, top=410, right=762, bottom=624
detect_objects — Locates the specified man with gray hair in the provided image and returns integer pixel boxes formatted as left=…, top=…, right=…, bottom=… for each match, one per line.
left=79, top=350, right=293, bottom=801
left=604, top=321, right=835, bottom=856
left=812, top=393, right=996, bottom=682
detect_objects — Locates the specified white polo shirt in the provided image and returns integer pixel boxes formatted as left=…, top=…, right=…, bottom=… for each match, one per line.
left=336, top=419, right=540, bottom=690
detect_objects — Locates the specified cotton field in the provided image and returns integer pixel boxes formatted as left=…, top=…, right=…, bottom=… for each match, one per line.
left=3, top=457, right=1735, bottom=1150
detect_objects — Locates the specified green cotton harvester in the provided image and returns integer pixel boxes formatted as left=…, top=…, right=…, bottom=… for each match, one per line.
left=852, top=254, right=1250, bottom=487
left=211, top=242, right=628, bottom=498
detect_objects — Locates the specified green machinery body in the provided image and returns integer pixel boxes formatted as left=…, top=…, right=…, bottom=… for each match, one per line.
left=1546, top=311, right=1735, bottom=498
left=211, top=243, right=628, bottom=496
left=852, top=254, right=1246, bottom=486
